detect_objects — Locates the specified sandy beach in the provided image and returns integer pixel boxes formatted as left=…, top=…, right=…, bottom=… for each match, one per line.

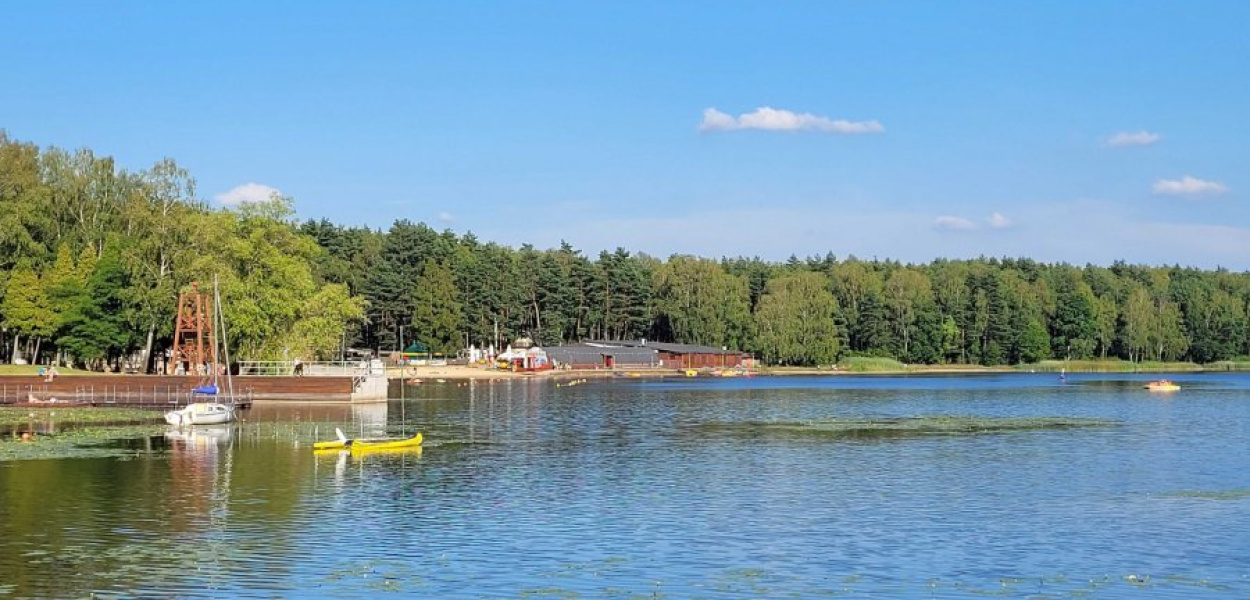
left=386, top=365, right=666, bottom=381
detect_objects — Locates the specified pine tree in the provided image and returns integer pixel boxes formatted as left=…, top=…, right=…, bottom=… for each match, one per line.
left=411, top=260, right=464, bottom=355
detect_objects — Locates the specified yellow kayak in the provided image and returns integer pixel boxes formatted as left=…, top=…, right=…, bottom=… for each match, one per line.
left=350, top=433, right=423, bottom=452
left=313, top=430, right=423, bottom=451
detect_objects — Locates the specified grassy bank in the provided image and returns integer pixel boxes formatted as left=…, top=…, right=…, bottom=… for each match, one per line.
left=1021, top=359, right=1207, bottom=373
left=838, top=357, right=908, bottom=372
left=1205, top=358, right=1250, bottom=371
left=760, top=357, right=1248, bottom=375
left=0, top=365, right=100, bottom=376
left=762, top=359, right=1008, bottom=375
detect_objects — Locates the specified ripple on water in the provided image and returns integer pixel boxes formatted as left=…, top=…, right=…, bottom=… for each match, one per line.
left=1, top=376, right=1248, bottom=598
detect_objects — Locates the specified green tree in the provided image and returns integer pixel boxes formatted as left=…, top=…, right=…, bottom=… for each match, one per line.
left=652, top=255, right=750, bottom=348
left=291, top=283, right=366, bottom=359
left=2, top=263, right=55, bottom=363
left=0, top=134, right=51, bottom=268
left=884, top=269, right=933, bottom=360
left=1017, top=317, right=1051, bottom=363
left=753, top=272, right=840, bottom=366
left=57, top=245, right=137, bottom=369
left=1050, top=271, right=1097, bottom=360
left=411, top=260, right=463, bottom=355
left=1120, top=286, right=1154, bottom=364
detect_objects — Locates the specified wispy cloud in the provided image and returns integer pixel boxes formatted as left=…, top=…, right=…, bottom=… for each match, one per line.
left=1106, top=131, right=1160, bottom=147
left=437, top=211, right=455, bottom=224
left=1152, top=175, right=1228, bottom=196
left=510, top=201, right=1250, bottom=270
left=934, top=215, right=978, bottom=231
left=699, top=106, right=884, bottom=134
left=989, top=212, right=1013, bottom=229
left=215, top=182, right=280, bottom=206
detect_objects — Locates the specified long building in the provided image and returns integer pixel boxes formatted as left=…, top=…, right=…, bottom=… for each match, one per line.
left=547, top=340, right=749, bottom=370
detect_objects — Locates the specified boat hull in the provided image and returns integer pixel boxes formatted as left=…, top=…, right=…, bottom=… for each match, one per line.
left=351, top=433, right=422, bottom=452
left=165, top=403, right=236, bottom=426
left=313, top=432, right=423, bottom=452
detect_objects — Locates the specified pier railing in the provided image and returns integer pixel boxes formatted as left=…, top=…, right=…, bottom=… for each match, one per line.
left=0, top=381, right=254, bottom=409
left=237, top=360, right=373, bottom=377
left=237, top=360, right=381, bottom=392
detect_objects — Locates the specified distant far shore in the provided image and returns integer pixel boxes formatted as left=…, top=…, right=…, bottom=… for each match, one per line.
left=1, top=358, right=1245, bottom=384
left=386, top=359, right=1249, bottom=382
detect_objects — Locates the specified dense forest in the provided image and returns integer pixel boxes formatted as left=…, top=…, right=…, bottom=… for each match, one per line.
left=2, top=134, right=1249, bottom=371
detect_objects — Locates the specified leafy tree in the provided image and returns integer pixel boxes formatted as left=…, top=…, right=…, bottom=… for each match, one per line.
left=2, top=263, right=55, bottom=363
left=753, top=272, right=840, bottom=365
left=1120, top=287, right=1154, bottom=363
left=1050, top=271, right=1097, bottom=360
left=57, top=245, right=137, bottom=369
left=884, top=269, right=933, bottom=359
left=652, top=255, right=750, bottom=349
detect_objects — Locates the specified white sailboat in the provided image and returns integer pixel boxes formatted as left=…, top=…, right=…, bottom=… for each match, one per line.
left=166, top=276, right=237, bottom=427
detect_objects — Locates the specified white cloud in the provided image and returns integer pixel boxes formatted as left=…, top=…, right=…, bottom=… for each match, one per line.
left=1152, top=175, right=1228, bottom=196
left=699, top=106, right=884, bottom=134
left=934, top=215, right=977, bottom=231
left=215, top=182, right=280, bottom=206
left=988, top=212, right=1013, bottom=229
left=1106, top=131, right=1160, bottom=147
left=437, top=211, right=455, bottom=224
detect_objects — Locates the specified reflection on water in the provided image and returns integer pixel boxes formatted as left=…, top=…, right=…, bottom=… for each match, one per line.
left=245, top=401, right=389, bottom=431
left=1, top=373, right=1247, bottom=599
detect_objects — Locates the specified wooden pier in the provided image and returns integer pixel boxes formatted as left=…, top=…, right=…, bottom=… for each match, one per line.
left=0, top=375, right=361, bottom=409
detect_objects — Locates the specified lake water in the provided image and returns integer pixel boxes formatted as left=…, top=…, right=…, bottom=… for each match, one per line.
left=1, top=373, right=1247, bottom=599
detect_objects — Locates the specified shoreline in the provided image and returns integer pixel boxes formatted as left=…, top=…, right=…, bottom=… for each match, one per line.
left=1, top=361, right=1243, bottom=386
left=385, top=363, right=1246, bottom=381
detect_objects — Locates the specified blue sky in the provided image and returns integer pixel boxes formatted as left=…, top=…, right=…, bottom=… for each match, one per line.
left=4, top=1, right=1248, bottom=268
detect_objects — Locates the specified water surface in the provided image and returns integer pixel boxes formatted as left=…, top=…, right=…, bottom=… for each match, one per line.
left=1, top=373, right=1247, bottom=598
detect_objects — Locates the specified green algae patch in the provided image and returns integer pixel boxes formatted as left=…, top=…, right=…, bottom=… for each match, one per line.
left=1159, top=489, right=1250, bottom=501
left=0, top=423, right=168, bottom=462
left=703, top=416, right=1116, bottom=440
left=0, top=406, right=163, bottom=428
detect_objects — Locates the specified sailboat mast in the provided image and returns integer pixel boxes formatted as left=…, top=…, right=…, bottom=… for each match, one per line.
left=214, top=275, right=236, bottom=403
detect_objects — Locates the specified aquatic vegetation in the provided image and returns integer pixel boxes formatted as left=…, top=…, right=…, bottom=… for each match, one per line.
left=701, top=416, right=1116, bottom=440
left=1159, top=489, right=1250, bottom=501
left=0, top=424, right=168, bottom=462
left=1021, top=359, right=1205, bottom=373
left=0, top=406, right=163, bottom=428
left=836, top=356, right=907, bottom=372
left=0, top=419, right=370, bottom=462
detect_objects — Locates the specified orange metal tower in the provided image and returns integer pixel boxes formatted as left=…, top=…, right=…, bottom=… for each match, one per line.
left=169, top=282, right=217, bottom=375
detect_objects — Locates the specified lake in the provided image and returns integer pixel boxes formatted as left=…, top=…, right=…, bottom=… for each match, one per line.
left=1, top=373, right=1247, bottom=599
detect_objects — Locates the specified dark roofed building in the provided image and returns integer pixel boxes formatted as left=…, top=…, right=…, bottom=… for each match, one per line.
left=584, top=340, right=748, bottom=369
left=545, top=344, right=659, bottom=369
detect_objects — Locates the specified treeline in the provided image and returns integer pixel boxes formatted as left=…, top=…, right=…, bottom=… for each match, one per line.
left=3, top=133, right=1249, bottom=371
left=305, top=218, right=1250, bottom=366
left=0, top=133, right=364, bottom=371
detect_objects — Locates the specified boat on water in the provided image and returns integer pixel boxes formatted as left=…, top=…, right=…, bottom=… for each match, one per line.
left=1145, top=379, right=1181, bottom=391
left=350, top=433, right=422, bottom=452
left=165, top=401, right=236, bottom=426
left=313, top=427, right=423, bottom=452
left=165, top=276, right=239, bottom=427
